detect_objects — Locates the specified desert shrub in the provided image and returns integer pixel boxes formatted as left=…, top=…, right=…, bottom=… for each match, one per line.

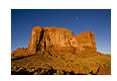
left=53, top=73, right=57, bottom=75
left=66, top=72, right=70, bottom=75
left=34, top=72, right=38, bottom=75
left=55, top=70, right=64, bottom=75
left=40, top=69, right=45, bottom=74
left=29, top=68, right=35, bottom=72
left=59, top=70, right=64, bottom=75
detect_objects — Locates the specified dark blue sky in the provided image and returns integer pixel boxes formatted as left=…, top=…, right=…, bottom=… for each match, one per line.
left=11, top=9, right=111, bottom=54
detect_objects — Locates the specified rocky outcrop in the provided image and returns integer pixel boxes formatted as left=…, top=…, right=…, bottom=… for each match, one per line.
left=27, top=26, right=96, bottom=55
left=76, top=31, right=96, bottom=50
left=28, top=26, right=80, bottom=55
left=11, top=48, right=35, bottom=60
left=11, top=26, right=97, bottom=59
left=11, top=48, right=27, bottom=59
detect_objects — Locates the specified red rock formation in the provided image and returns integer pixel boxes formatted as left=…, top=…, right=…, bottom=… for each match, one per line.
left=11, top=48, right=36, bottom=59
left=28, top=26, right=80, bottom=55
left=11, top=48, right=27, bottom=59
left=28, top=26, right=43, bottom=53
left=11, top=26, right=111, bottom=75
left=11, top=26, right=97, bottom=59
left=76, top=31, right=96, bottom=50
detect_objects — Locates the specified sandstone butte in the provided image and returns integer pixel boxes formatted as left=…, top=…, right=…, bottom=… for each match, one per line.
left=11, top=26, right=111, bottom=75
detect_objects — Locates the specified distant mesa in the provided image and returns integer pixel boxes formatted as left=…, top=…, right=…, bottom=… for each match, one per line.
left=11, top=26, right=111, bottom=75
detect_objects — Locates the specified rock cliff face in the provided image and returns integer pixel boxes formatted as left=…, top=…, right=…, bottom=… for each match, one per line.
left=11, top=26, right=97, bottom=59
left=28, top=26, right=80, bottom=55
left=28, top=26, right=96, bottom=55
left=76, top=31, right=96, bottom=49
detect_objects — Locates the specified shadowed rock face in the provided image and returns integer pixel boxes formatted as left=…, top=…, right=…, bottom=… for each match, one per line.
left=28, top=27, right=43, bottom=53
